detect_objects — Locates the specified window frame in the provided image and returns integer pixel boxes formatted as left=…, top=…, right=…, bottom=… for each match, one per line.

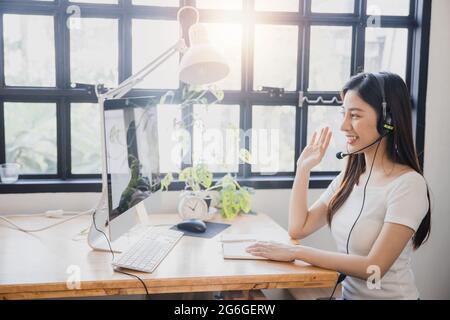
left=0, top=0, right=431, bottom=193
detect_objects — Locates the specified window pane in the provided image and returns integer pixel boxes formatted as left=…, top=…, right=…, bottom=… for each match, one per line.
left=365, top=28, right=408, bottom=80
left=255, top=0, right=299, bottom=12
left=157, top=105, right=182, bottom=173
left=132, top=106, right=161, bottom=179
left=203, top=23, right=241, bottom=90
left=367, top=0, right=410, bottom=16
left=133, top=0, right=179, bottom=6
left=309, top=26, right=352, bottom=91
left=5, top=103, right=57, bottom=174
left=251, top=106, right=295, bottom=173
left=193, top=104, right=240, bottom=173
left=104, top=109, right=127, bottom=179
left=132, top=19, right=179, bottom=89
left=71, top=0, right=117, bottom=3
left=307, top=106, right=346, bottom=172
left=3, top=14, right=55, bottom=87
left=254, top=25, right=298, bottom=91
left=70, top=18, right=118, bottom=87
left=71, top=103, right=101, bottom=174
left=196, top=0, right=242, bottom=10
left=311, top=0, right=355, bottom=13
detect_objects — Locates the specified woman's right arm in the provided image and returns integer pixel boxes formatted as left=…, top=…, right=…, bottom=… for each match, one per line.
left=288, top=127, right=332, bottom=240
left=288, top=169, right=330, bottom=239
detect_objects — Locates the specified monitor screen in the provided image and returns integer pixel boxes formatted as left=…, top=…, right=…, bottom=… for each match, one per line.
left=103, top=96, right=161, bottom=222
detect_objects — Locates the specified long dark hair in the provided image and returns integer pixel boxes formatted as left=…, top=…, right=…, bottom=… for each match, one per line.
left=327, top=72, right=431, bottom=250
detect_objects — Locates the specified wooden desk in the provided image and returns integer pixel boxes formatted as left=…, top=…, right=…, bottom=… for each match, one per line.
left=0, top=213, right=337, bottom=300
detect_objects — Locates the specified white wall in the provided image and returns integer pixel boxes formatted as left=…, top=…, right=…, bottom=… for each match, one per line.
left=1, top=0, right=449, bottom=300
left=412, top=0, right=450, bottom=300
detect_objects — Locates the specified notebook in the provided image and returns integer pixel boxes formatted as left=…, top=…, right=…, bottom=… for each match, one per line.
left=220, top=233, right=260, bottom=243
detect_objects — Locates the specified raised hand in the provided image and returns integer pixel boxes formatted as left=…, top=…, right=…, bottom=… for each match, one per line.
left=297, top=127, right=332, bottom=172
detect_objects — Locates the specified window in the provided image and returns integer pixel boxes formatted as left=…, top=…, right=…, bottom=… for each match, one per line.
left=71, top=103, right=102, bottom=174
left=254, top=24, right=298, bottom=91
left=193, top=104, right=240, bottom=173
left=70, top=18, right=118, bottom=87
left=251, top=106, right=296, bottom=173
left=196, top=0, right=242, bottom=10
left=308, top=26, right=352, bottom=91
left=3, top=14, right=55, bottom=87
left=203, top=23, right=242, bottom=90
left=132, top=19, right=179, bottom=89
left=365, top=28, right=408, bottom=80
left=5, top=103, right=57, bottom=174
left=311, top=0, right=355, bottom=13
left=367, top=0, right=410, bottom=16
left=0, top=0, right=430, bottom=192
left=157, top=104, right=183, bottom=174
left=133, top=1, right=179, bottom=6
left=255, top=0, right=299, bottom=12
left=73, top=1, right=117, bottom=3
left=307, top=106, right=346, bottom=172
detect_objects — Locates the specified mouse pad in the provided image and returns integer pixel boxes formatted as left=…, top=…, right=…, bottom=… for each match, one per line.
left=170, top=221, right=231, bottom=238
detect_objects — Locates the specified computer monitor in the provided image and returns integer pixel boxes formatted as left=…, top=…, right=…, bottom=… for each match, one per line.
left=103, top=96, right=163, bottom=242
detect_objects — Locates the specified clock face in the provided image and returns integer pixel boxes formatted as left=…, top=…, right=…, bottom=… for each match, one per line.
left=178, top=196, right=208, bottom=220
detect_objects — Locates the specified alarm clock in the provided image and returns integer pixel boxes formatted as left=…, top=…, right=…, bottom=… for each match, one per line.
left=178, top=194, right=210, bottom=221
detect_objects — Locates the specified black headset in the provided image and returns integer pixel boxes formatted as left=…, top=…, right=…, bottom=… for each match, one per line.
left=373, top=73, right=394, bottom=136
left=329, top=73, right=394, bottom=300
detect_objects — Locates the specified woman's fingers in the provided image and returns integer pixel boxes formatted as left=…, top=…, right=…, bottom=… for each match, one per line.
left=315, top=128, right=324, bottom=146
left=309, top=131, right=317, bottom=146
left=247, top=248, right=267, bottom=254
left=246, top=246, right=267, bottom=254
left=248, top=251, right=267, bottom=258
left=322, top=130, right=332, bottom=151
left=314, top=127, right=332, bottom=147
left=247, top=242, right=268, bottom=249
left=246, top=242, right=272, bottom=253
left=319, top=127, right=330, bottom=145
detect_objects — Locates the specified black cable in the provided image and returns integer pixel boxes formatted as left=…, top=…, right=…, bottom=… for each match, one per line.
left=92, top=211, right=150, bottom=296
left=92, top=212, right=115, bottom=260
left=113, top=268, right=149, bottom=296
left=328, top=139, right=382, bottom=300
left=329, top=273, right=347, bottom=300
left=346, top=140, right=381, bottom=255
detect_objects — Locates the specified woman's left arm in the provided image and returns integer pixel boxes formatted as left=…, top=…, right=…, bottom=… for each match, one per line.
left=246, top=222, right=414, bottom=280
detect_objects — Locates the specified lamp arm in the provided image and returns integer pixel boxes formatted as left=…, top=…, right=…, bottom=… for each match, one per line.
left=99, top=39, right=186, bottom=100
left=95, top=38, right=187, bottom=202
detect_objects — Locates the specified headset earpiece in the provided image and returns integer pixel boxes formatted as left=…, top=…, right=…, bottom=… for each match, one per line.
left=383, top=112, right=394, bottom=134
left=373, top=73, right=394, bottom=135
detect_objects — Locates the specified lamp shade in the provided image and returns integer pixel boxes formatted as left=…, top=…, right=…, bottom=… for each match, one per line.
left=179, top=23, right=230, bottom=85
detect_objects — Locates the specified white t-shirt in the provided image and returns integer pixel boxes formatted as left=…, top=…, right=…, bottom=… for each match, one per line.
left=319, top=170, right=429, bottom=300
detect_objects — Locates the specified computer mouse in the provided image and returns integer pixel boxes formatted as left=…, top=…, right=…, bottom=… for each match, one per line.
left=176, top=219, right=207, bottom=233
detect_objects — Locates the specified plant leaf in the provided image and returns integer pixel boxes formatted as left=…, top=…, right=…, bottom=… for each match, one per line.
left=195, top=164, right=213, bottom=189
left=239, top=148, right=253, bottom=164
left=160, top=173, right=173, bottom=191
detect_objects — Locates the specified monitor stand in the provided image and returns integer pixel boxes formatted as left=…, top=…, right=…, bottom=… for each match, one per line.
left=87, top=195, right=151, bottom=254
left=87, top=209, right=120, bottom=253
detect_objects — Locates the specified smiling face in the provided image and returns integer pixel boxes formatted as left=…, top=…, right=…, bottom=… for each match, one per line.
left=340, top=90, right=381, bottom=154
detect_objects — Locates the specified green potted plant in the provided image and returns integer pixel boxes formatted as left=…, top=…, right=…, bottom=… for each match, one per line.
left=158, top=85, right=254, bottom=219
left=160, top=163, right=254, bottom=220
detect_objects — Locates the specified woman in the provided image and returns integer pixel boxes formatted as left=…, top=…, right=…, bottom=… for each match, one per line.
left=246, top=72, right=431, bottom=300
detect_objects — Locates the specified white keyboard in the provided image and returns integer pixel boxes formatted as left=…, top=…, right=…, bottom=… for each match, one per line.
left=112, top=228, right=183, bottom=273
